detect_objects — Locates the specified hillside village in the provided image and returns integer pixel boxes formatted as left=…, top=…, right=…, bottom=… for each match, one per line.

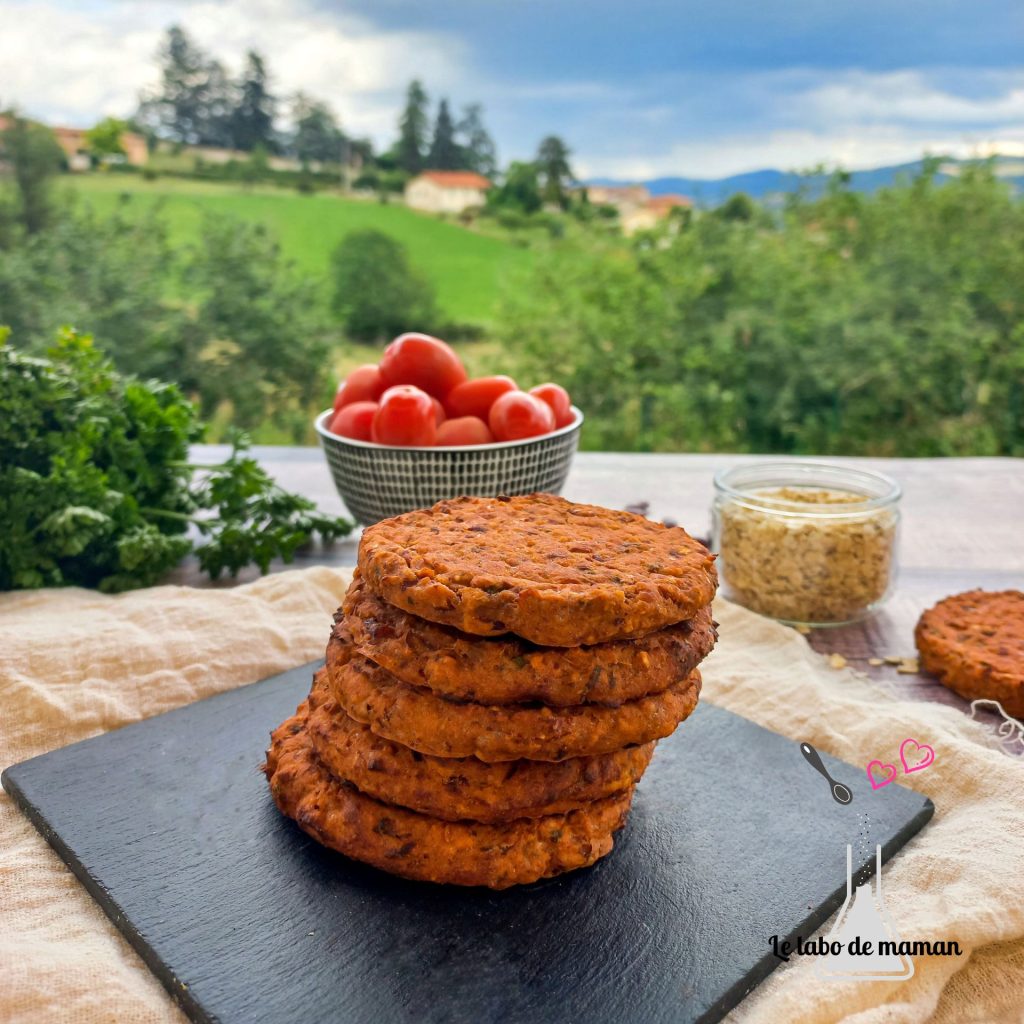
left=0, top=110, right=689, bottom=236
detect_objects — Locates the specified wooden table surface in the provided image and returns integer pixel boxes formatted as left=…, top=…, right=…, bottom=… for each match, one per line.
left=172, top=447, right=1024, bottom=735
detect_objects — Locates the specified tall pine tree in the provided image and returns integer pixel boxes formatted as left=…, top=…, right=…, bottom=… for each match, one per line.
left=457, top=103, right=496, bottom=177
left=230, top=51, right=276, bottom=152
left=536, top=135, right=574, bottom=208
left=135, top=26, right=231, bottom=146
left=427, top=99, right=459, bottom=170
left=291, top=93, right=345, bottom=165
left=397, top=80, right=429, bottom=174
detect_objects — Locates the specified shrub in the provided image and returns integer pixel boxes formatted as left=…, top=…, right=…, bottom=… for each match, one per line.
left=330, top=229, right=437, bottom=342
left=181, top=214, right=332, bottom=428
left=501, top=164, right=1024, bottom=456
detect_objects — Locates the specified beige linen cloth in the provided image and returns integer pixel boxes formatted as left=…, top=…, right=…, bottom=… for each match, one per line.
left=1, top=567, right=1023, bottom=1024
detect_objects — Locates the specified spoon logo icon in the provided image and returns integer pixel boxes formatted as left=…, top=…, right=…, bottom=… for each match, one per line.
left=800, top=742, right=853, bottom=805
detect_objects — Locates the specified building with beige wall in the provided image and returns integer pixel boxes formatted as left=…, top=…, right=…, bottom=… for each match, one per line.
left=621, top=193, right=693, bottom=235
left=405, top=171, right=492, bottom=214
left=586, top=183, right=651, bottom=207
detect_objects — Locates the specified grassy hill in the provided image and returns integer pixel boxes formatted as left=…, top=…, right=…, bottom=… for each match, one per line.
left=64, top=174, right=533, bottom=327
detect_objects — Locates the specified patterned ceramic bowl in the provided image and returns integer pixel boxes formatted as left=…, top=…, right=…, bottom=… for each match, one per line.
left=315, top=407, right=583, bottom=525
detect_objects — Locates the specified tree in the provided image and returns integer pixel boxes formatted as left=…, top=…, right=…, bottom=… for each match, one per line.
left=396, top=80, right=429, bottom=174
left=85, top=117, right=128, bottom=161
left=331, top=230, right=437, bottom=341
left=457, top=103, right=497, bottom=177
left=0, top=114, right=64, bottom=235
left=181, top=214, right=331, bottom=428
left=0, top=200, right=186, bottom=377
left=485, top=161, right=542, bottom=214
left=230, top=51, right=276, bottom=153
left=427, top=98, right=459, bottom=170
left=292, top=93, right=344, bottom=166
left=201, top=60, right=235, bottom=148
left=536, top=135, right=574, bottom=208
left=135, top=26, right=231, bottom=146
left=501, top=163, right=1024, bottom=456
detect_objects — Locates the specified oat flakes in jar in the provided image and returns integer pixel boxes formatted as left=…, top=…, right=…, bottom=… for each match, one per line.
left=711, top=462, right=901, bottom=626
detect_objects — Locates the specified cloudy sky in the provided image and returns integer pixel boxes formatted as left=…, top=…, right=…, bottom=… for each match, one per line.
left=1, top=0, right=1022, bottom=179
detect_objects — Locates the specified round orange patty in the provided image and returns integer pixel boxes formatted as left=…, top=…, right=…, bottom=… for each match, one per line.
left=357, top=493, right=718, bottom=646
left=305, top=672, right=654, bottom=823
left=325, top=633, right=701, bottom=762
left=265, top=699, right=634, bottom=889
left=342, top=573, right=717, bottom=706
left=915, top=589, right=1024, bottom=717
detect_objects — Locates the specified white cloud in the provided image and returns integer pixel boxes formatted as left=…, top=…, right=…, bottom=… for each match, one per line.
left=574, top=68, right=1024, bottom=178
left=1, top=2, right=1022, bottom=177
left=0, top=0, right=467, bottom=143
left=578, top=129, right=1024, bottom=180
left=799, top=70, right=1024, bottom=126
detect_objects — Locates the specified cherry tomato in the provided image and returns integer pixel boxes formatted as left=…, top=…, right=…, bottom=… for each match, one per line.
left=443, top=375, right=518, bottom=420
left=431, top=396, right=446, bottom=426
left=378, top=333, right=467, bottom=398
left=371, top=385, right=437, bottom=446
left=333, top=364, right=385, bottom=412
left=436, top=416, right=494, bottom=446
left=529, top=383, right=574, bottom=428
left=488, top=391, right=556, bottom=441
left=329, top=401, right=377, bottom=441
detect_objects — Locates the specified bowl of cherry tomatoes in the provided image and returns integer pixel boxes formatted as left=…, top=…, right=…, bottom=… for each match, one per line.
left=315, top=333, right=583, bottom=525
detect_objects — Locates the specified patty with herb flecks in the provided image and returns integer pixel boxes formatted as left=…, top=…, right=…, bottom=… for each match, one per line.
left=305, top=671, right=654, bottom=823
left=357, top=494, right=717, bottom=646
left=915, top=589, right=1024, bottom=717
left=264, top=696, right=633, bottom=889
left=342, top=571, right=716, bottom=706
left=325, top=629, right=702, bottom=763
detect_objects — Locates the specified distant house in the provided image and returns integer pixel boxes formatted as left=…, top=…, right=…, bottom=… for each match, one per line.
left=0, top=118, right=148, bottom=171
left=52, top=126, right=149, bottom=170
left=405, top=170, right=492, bottom=214
left=51, top=127, right=92, bottom=171
left=586, top=183, right=651, bottom=208
left=621, top=193, right=693, bottom=235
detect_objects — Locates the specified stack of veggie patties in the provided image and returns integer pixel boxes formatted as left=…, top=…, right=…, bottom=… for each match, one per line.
left=265, top=494, right=719, bottom=889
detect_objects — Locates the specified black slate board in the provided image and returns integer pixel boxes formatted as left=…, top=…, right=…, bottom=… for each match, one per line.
left=3, top=663, right=933, bottom=1024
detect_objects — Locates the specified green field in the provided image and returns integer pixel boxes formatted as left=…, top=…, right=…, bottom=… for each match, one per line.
left=64, top=175, right=533, bottom=326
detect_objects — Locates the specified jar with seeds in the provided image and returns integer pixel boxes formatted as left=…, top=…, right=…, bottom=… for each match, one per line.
left=711, top=462, right=901, bottom=626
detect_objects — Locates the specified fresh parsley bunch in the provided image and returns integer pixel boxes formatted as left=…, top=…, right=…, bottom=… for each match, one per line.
left=0, top=328, right=352, bottom=592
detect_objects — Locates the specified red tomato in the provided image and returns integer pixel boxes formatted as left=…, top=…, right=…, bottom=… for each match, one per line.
left=378, top=333, right=467, bottom=398
left=371, top=385, right=437, bottom=446
left=436, top=416, right=494, bottom=446
left=329, top=401, right=377, bottom=441
left=431, top=396, right=446, bottom=426
left=529, top=383, right=574, bottom=428
left=333, top=364, right=385, bottom=412
left=443, top=375, right=518, bottom=420
left=488, top=391, right=556, bottom=441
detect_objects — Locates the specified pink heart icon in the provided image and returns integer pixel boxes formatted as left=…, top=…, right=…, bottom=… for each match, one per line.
left=866, top=760, right=897, bottom=789
left=900, top=737, right=935, bottom=774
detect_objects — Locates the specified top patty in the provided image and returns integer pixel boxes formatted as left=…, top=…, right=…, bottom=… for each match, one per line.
left=357, top=493, right=718, bottom=646
left=915, top=589, right=1024, bottom=716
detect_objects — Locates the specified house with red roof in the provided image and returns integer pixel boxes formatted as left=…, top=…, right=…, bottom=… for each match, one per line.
left=405, top=170, right=492, bottom=214
left=621, top=193, right=693, bottom=235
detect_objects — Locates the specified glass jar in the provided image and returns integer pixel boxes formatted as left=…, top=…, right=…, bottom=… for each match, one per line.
left=711, top=462, right=901, bottom=626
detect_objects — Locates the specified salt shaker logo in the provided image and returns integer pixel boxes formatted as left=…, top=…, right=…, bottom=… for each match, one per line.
left=815, top=844, right=915, bottom=981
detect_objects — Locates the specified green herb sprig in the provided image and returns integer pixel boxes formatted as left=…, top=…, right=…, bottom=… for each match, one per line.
left=0, top=328, right=352, bottom=592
